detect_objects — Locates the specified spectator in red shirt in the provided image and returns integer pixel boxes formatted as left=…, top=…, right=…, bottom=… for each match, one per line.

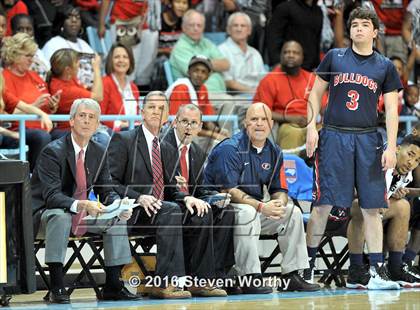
left=166, top=55, right=229, bottom=147
left=1, top=0, right=28, bottom=37
left=254, top=40, right=326, bottom=151
left=1, top=33, right=58, bottom=170
left=371, top=0, right=409, bottom=62
left=48, top=48, right=103, bottom=139
left=100, top=42, right=140, bottom=131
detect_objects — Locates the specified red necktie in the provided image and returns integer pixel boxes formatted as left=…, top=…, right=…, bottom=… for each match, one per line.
left=71, top=149, right=88, bottom=237
left=152, top=137, right=164, bottom=200
left=180, top=146, right=189, bottom=193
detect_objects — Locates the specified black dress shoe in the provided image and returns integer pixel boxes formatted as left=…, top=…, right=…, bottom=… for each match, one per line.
left=99, top=286, right=141, bottom=301
left=240, top=274, right=273, bottom=294
left=223, top=285, right=243, bottom=295
left=49, top=288, right=70, bottom=304
left=281, top=271, right=321, bottom=292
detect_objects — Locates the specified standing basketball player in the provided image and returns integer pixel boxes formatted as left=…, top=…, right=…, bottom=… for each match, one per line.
left=305, top=7, right=402, bottom=290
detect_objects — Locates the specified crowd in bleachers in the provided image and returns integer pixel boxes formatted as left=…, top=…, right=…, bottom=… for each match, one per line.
left=0, top=0, right=420, bottom=304
left=0, top=0, right=418, bottom=164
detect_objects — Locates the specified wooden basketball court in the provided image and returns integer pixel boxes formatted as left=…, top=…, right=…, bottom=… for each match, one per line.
left=7, top=288, right=420, bottom=309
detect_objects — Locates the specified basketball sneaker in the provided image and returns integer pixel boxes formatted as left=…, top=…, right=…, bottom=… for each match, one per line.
left=388, top=263, right=420, bottom=288
left=346, top=264, right=370, bottom=289
left=367, top=264, right=400, bottom=290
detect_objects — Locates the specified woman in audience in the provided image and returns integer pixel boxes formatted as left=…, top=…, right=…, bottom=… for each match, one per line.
left=1, top=32, right=57, bottom=170
left=42, top=5, right=95, bottom=89
left=100, top=43, right=139, bottom=131
left=48, top=48, right=103, bottom=139
left=11, top=14, right=49, bottom=80
left=0, top=74, right=19, bottom=150
left=159, top=0, right=189, bottom=56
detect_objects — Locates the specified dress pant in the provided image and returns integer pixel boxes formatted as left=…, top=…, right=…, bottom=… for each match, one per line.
left=183, top=204, right=235, bottom=280
left=129, top=201, right=186, bottom=279
left=212, top=205, right=235, bottom=278
left=38, top=208, right=131, bottom=267
left=231, top=201, right=309, bottom=276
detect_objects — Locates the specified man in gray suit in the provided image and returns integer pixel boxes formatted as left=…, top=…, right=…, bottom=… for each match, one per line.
left=31, top=99, right=138, bottom=303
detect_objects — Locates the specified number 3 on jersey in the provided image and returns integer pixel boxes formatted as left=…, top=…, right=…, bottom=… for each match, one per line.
left=346, top=90, right=360, bottom=111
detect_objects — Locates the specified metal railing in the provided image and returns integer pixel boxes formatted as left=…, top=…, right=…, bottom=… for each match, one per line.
left=0, top=114, right=239, bottom=161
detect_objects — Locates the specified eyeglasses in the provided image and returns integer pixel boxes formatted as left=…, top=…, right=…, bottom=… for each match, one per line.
left=177, top=119, right=200, bottom=128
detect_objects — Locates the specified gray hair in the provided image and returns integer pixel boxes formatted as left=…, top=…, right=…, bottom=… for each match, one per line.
left=143, top=90, right=169, bottom=109
left=227, top=12, right=252, bottom=29
left=182, top=9, right=205, bottom=28
left=69, top=98, right=101, bottom=119
left=176, top=104, right=202, bottom=121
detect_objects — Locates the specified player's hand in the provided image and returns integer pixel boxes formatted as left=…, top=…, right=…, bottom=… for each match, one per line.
left=381, top=148, right=397, bottom=171
left=184, top=196, right=210, bottom=217
left=261, top=201, right=287, bottom=220
left=137, top=195, right=162, bottom=217
left=118, top=208, right=133, bottom=221
left=391, top=188, right=409, bottom=200
left=306, top=125, right=319, bottom=158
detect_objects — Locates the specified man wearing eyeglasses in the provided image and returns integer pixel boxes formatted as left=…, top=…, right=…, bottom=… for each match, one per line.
left=108, top=92, right=228, bottom=298
left=163, top=103, right=236, bottom=293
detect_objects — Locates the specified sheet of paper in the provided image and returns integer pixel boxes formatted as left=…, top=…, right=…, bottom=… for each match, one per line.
left=83, top=198, right=140, bottom=220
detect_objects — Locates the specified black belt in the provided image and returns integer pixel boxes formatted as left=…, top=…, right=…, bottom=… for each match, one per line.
left=324, top=124, right=378, bottom=134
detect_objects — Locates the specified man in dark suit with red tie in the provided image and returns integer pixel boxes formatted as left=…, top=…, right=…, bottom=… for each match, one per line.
left=162, top=103, right=235, bottom=289
left=31, top=99, right=138, bottom=303
left=108, top=92, right=227, bottom=298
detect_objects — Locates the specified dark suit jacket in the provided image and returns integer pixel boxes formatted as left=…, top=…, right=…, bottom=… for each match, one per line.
left=108, top=125, right=187, bottom=202
left=163, top=128, right=218, bottom=198
left=31, top=133, right=120, bottom=220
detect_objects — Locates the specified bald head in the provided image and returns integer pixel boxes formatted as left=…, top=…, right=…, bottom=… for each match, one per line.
left=245, top=103, right=273, bottom=147
left=246, top=102, right=272, bottom=121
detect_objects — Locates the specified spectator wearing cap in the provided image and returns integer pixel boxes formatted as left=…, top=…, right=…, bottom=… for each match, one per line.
left=169, top=9, right=230, bottom=95
left=166, top=55, right=229, bottom=150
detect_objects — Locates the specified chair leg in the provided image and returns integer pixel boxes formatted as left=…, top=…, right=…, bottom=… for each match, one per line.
left=34, top=240, right=50, bottom=291
left=260, top=245, right=281, bottom=274
left=66, top=240, right=101, bottom=297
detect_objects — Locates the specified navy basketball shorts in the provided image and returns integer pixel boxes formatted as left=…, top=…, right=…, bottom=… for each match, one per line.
left=410, top=197, right=420, bottom=230
left=312, top=127, right=387, bottom=209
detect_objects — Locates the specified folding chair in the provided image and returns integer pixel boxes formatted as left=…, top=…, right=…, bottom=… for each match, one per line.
left=35, top=235, right=106, bottom=300
left=260, top=154, right=313, bottom=275
left=203, top=32, right=226, bottom=45
left=284, top=154, right=349, bottom=286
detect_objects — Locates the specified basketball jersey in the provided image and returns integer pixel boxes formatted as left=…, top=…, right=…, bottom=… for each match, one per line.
left=385, top=168, right=413, bottom=199
left=317, top=48, right=402, bottom=128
